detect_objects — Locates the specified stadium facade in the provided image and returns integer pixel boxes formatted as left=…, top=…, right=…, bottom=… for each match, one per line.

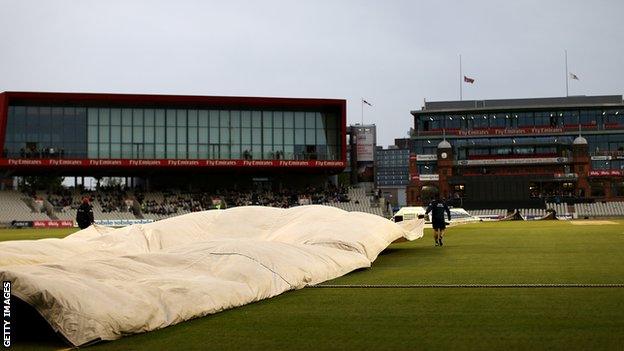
left=0, top=92, right=346, bottom=189
left=408, top=95, right=624, bottom=208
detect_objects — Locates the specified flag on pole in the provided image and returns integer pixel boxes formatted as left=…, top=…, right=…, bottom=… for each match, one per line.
left=569, top=73, right=580, bottom=80
left=463, top=76, right=475, bottom=84
left=362, top=99, right=373, bottom=106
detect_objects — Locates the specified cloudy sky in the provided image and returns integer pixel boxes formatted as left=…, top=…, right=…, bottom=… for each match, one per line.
left=1, top=0, right=623, bottom=146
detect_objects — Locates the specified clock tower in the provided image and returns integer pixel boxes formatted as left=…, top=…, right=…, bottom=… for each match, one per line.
left=437, top=139, right=453, bottom=199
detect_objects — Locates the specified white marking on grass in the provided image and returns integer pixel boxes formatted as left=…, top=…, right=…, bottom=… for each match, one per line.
left=569, top=220, right=618, bottom=225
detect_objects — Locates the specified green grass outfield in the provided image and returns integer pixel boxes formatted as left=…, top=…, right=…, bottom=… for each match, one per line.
left=3, top=220, right=624, bottom=350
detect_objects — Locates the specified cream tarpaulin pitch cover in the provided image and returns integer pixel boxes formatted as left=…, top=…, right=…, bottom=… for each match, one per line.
left=0, top=205, right=423, bottom=346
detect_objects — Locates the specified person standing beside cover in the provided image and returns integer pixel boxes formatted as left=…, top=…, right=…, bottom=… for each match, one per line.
left=76, top=197, right=95, bottom=229
left=425, top=197, right=451, bottom=246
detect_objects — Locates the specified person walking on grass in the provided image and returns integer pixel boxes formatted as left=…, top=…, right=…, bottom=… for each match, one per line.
left=425, top=196, right=451, bottom=246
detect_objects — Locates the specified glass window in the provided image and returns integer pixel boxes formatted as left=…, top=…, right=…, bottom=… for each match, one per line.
left=262, top=111, right=273, bottom=128
left=446, top=115, right=463, bottom=129
left=98, top=143, right=110, bottom=158
left=273, top=129, right=283, bottom=145
left=109, top=109, right=120, bottom=125
left=110, top=143, right=121, bottom=158
left=220, top=145, right=230, bottom=159
left=294, top=112, right=305, bottom=128
left=252, top=111, right=262, bottom=128
left=122, top=109, right=132, bottom=126
left=305, top=112, right=316, bottom=129
left=274, top=111, right=283, bottom=128
left=252, top=129, right=262, bottom=144
left=209, top=128, right=219, bottom=143
left=198, top=127, right=208, bottom=143
left=88, top=108, right=98, bottom=125
left=198, top=144, right=209, bottom=159
left=327, top=130, right=337, bottom=146
left=177, top=127, right=186, bottom=143
left=231, top=145, right=241, bottom=159
left=166, top=145, right=176, bottom=158
left=133, top=126, right=143, bottom=143
left=241, top=128, right=251, bottom=144
left=315, top=113, right=323, bottom=129
left=144, top=144, right=155, bottom=159
left=284, top=129, right=294, bottom=145
left=133, top=109, right=144, bottom=127
left=231, top=128, right=240, bottom=144
left=122, top=126, right=132, bottom=143
left=155, top=144, right=166, bottom=158
left=295, top=129, right=305, bottom=144
left=220, top=128, right=229, bottom=144
left=144, top=109, right=155, bottom=126
left=167, top=127, right=176, bottom=143
left=198, top=110, right=209, bottom=127
left=99, top=127, right=110, bottom=143
left=263, top=129, right=272, bottom=145
left=111, top=126, right=121, bottom=143
left=284, top=112, right=294, bottom=128
left=188, top=127, right=198, bottom=144
left=122, top=144, right=133, bottom=158
left=188, top=110, right=198, bottom=126
left=177, top=110, right=187, bottom=126
left=210, top=110, right=219, bottom=128
left=517, top=112, right=533, bottom=127
left=580, top=110, right=598, bottom=126
left=155, top=109, right=166, bottom=126
left=220, top=110, right=230, bottom=127
left=166, top=110, right=176, bottom=127
left=231, top=110, right=241, bottom=127
left=188, top=144, right=198, bottom=159
left=241, top=111, right=251, bottom=127
left=88, top=126, right=98, bottom=143
left=155, top=127, right=166, bottom=143
left=306, top=129, right=316, bottom=144
left=316, top=129, right=327, bottom=145
left=88, top=144, right=98, bottom=158
left=145, top=126, right=155, bottom=143
left=284, top=144, right=294, bottom=159
left=177, top=144, right=187, bottom=159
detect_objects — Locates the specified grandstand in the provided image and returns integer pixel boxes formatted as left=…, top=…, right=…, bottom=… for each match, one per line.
left=323, top=186, right=386, bottom=217
left=408, top=95, right=624, bottom=207
left=0, top=190, right=51, bottom=222
left=6, top=186, right=624, bottom=225
left=0, top=183, right=390, bottom=225
left=575, top=201, right=624, bottom=217
left=467, top=201, right=624, bottom=219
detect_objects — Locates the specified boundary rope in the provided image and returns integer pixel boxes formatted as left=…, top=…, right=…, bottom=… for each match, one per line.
left=310, top=283, right=624, bottom=289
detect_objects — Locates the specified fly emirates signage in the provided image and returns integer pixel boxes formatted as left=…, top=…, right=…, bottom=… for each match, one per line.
left=0, top=158, right=346, bottom=169
left=456, top=127, right=564, bottom=136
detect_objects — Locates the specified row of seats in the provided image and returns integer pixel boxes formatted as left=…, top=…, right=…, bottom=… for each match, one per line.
left=575, top=202, right=624, bottom=217
left=468, top=202, right=624, bottom=218
left=468, top=206, right=562, bottom=218
left=0, top=191, right=51, bottom=222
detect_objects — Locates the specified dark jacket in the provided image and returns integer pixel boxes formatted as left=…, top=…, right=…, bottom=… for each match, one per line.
left=425, top=200, right=451, bottom=223
left=76, top=203, right=94, bottom=229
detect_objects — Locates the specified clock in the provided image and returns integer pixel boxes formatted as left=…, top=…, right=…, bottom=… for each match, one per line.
left=441, top=152, right=448, bottom=159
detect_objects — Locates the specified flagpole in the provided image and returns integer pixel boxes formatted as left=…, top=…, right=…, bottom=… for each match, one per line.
left=459, top=54, right=463, bottom=101
left=361, top=98, right=364, bottom=125
left=565, top=49, right=569, bottom=97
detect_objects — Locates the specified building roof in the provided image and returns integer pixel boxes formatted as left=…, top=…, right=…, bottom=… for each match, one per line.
left=412, top=95, right=623, bottom=115
left=437, top=140, right=452, bottom=149
left=572, top=135, right=588, bottom=145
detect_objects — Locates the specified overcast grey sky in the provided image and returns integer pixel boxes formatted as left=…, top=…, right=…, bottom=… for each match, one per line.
left=1, top=0, right=623, bottom=147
